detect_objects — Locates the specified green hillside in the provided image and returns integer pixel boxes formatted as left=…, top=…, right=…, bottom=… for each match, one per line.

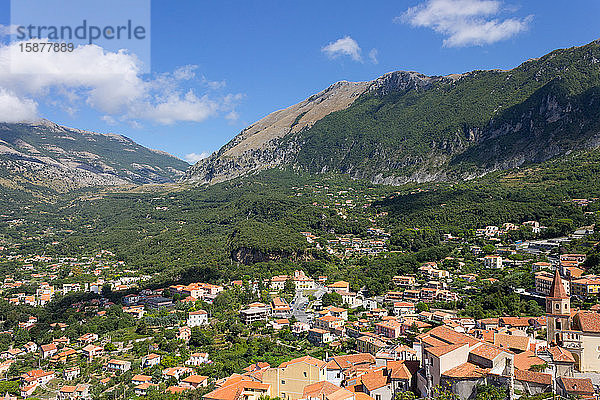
left=283, top=40, right=600, bottom=181
left=3, top=147, right=600, bottom=295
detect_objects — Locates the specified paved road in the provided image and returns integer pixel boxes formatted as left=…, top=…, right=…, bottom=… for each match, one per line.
left=292, top=290, right=310, bottom=323
left=291, top=284, right=327, bottom=324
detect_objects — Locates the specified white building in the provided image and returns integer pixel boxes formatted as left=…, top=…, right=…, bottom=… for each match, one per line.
left=186, top=352, right=210, bottom=366
left=187, top=310, right=209, bottom=327
left=483, top=255, right=503, bottom=269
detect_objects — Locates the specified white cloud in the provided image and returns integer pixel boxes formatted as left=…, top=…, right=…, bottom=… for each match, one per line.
left=0, top=39, right=243, bottom=125
left=0, top=88, right=38, bottom=122
left=184, top=152, right=210, bottom=164
left=132, top=91, right=220, bottom=125
left=225, top=110, right=239, bottom=122
left=322, top=36, right=363, bottom=62
left=201, top=76, right=226, bottom=90
left=399, top=0, right=532, bottom=47
left=173, top=65, right=198, bottom=80
left=368, top=49, right=379, bottom=64
left=101, top=115, right=117, bottom=125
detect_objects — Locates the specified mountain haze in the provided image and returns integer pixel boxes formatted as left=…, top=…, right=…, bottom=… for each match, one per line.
left=184, top=39, right=600, bottom=185
left=0, top=119, right=188, bottom=193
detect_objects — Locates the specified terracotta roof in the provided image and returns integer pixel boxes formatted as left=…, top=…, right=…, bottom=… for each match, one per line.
left=60, top=386, right=77, bottom=393
left=376, top=320, right=402, bottom=329
left=559, top=377, right=595, bottom=395
left=166, top=386, right=188, bottom=394
left=499, top=317, right=531, bottom=327
left=40, top=343, right=57, bottom=351
left=387, top=361, right=412, bottom=380
left=549, top=268, right=568, bottom=299
left=494, top=333, right=530, bottom=352
left=393, top=302, right=415, bottom=307
left=182, top=375, right=208, bottom=384
left=441, top=363, right=488, bottom=379
left=549, top=346, right=576, bottom=363
left=513, top=351, right=546, bottom=371
left=354, top=393, right=375, bottom=400
left=279, top=355, right=326, bottom=369
left=421, top=336, right=449, bottom=347
left=205, top=376, right=269, bottom=400
left=564, top=267, right=585, bottom=278
left=357, top=336, right=386, bottom=347
left=134, top=378, right=158, bottom=390
left=470, top=343, right=509, bottom=360
left=515, top=370, right=551, bottom=385
left=574, top=311, right=600, bottom=333
left=425, top=343, right=466, bottom=357
left=418, top=325, right=479, bottom=347
left=475, top=329, right=495, bottom=343
left=247, top=302, right=267, bottom=308
left=360, top=370, right=388, bottom=391
left=326, top=353, right=375, bottom=370
left=303, top=381, right=354, bottom=400
left=328, top=281, right=349, bottom=288
left=81, top=344, right=102, bottom=352
left=243, top=362, right=270, bottom=372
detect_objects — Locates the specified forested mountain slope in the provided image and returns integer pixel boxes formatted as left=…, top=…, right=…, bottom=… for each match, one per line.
left=185, top=39, right=600, bottom=185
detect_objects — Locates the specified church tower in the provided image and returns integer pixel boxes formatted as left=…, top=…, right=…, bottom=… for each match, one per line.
left=546, top=268, right=571, bottom=345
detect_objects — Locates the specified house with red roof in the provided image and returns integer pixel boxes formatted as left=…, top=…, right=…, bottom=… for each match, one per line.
left=302, top=381, right=354, bottom=400
left=204, top=375, right=270, bottom=400
left=262, top=356, right=327, bottom=400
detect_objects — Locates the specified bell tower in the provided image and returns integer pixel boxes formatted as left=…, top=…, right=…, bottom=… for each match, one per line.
left=546, top=268, right=570, bottom=345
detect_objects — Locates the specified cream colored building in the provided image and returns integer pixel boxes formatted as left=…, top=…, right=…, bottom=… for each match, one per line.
left=546, top=269, right=600, bottom=373
left=262, top=356, right=327, bottom=400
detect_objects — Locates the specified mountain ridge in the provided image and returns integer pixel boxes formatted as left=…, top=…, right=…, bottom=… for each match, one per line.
left=183, top=40, right=600, bottom=186
left=0, top=119, right=189, bottom=193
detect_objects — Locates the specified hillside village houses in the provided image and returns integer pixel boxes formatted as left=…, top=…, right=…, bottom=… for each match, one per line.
left=5, top=218, right=600, bottom=400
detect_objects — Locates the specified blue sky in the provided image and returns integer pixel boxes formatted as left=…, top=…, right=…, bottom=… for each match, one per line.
left=0, top=0, right=599, bottom=163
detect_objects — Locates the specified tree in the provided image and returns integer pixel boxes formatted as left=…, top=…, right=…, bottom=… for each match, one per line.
left=431, top=385, right=459, bottom=400
left=0, top=381, right=19, bottom=395
left=321, top=292, right=342, bottom=307
left=136, top=320, right=149, bottom=335
left=482, top=244, right=496, bottom=255
left=395, top=391, right=417, bottom=400
left=475, top=384, right=507, bottom=400
left=101, top=284, right=112, bottom=297
left=13, top=328, right=30, bottom=346
left=189, top=327, right=214, bottom=347
left=284, top=279, right=296, bottom=295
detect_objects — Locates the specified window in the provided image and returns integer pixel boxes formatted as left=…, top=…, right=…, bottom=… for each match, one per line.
left=556, top=304, right=560, bottom=310
left=376, top=395, right=381, bottom=400
left=304, top=372, right=307, bottom=377
left=281, top=380, right=285, bottom=384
